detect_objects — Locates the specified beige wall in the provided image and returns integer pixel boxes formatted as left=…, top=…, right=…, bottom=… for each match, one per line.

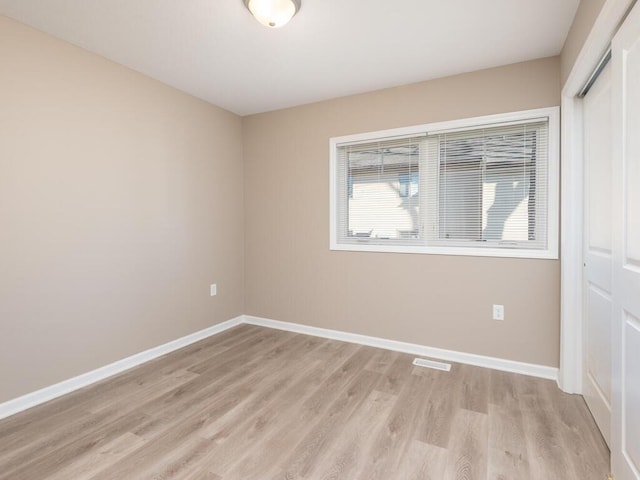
left=243, top=57, right=561, bottom=367
left=0, top=13, right=563, bottom=405
left=561, top=0, right=608, bottom=85
left=0, top=16, right=244, bottom=403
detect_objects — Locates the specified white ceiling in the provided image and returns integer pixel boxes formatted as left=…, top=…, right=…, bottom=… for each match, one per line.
left=0, top=0, right=579, bottom=115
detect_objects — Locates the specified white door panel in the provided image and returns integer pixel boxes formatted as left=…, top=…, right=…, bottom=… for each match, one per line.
left=612, top=2, right=640, bottom=478
left=589, top=250, right=614, bottom=292
left=625, top=313, right=640, bottom=475
left=624, top=32, right=640, bottom=265
left=587, top=72, right=614, bottom=254
left=587, top=285, right=613, bottom=401
left=583, top=61, right=613, bottom=446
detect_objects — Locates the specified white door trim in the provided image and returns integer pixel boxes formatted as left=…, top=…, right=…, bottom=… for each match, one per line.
left=560, top=0, right=635, bottom=394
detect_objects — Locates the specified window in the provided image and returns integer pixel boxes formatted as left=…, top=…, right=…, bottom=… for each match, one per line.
left=330, top=107, right=559, bottom=258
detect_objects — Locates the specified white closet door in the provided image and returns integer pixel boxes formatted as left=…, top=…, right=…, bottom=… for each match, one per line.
left=611, top=1, right=640, bottom=478
left=583, top=62, right=613, bottom=447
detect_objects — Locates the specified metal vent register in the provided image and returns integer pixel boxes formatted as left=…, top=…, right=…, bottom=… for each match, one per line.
left=412, top=358, right=452, bottom=372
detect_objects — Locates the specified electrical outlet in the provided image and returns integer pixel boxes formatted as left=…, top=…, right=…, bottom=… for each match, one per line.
left=210, top=284, right=217, bottom=296
left=493, top=304, right=505, bottom=321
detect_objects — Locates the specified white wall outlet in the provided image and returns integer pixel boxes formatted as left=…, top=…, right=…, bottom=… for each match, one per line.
left=493, top=304, right=505, bottom=321
left=210, top=284, right=217, bottom=296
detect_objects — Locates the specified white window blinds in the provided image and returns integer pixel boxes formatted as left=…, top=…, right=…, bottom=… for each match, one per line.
left=424, top=120, right=549, bottom=250
left=330, top=108, right=558, bottom=259
left=336, top=135, right=425, bottom=246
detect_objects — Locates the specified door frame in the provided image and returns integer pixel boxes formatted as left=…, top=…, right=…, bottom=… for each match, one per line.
left=560, top=0, right=636, bottom=394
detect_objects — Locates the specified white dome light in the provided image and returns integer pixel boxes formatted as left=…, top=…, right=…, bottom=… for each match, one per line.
left=244, top=0, right=301, bottom=28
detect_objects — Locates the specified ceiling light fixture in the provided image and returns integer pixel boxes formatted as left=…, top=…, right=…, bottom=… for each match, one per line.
left=243, top=0, right=301, bottom=28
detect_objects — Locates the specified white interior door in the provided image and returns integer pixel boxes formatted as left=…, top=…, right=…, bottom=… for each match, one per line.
left=611, top=2, right=640, bottom=478
left=583, top=62, right=613, bottom=447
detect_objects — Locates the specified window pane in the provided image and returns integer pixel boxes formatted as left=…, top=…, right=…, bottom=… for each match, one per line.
left=483, top=161, right=534, bottom=242
left=439, top=159, right=482, bottom=240
left=433, top=124, right=546, bottom=247
left=345, top=141, right=420, bottom=240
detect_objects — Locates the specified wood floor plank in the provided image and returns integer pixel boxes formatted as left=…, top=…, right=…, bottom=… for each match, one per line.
left=241, top=368, right=382, bottom=479
left=0, top=326, right=273, bottom=455
left=487, top=403, right=530, bottom=480
left=375, top=352, right=414, bottom=395
left=516, top=376, right=578, bottom=480
left=0, top=328, right=296, bottom=477
left=443, top=409, right=489, bottom=480
left=84, top=333, right=322, bottom=480
left=364, top=348, right=400, bottom=374
left=45, top=432, right=146, bottom=480
left=0, top=326, right=610, bottom=480
left=297, top=388, right=397, bottom=480
left=177, top=345, right=370, bottom=480
left=354, top=373, right=435, bottom=480
left=459, top=364, right=490, bottom=414
left=2, top=410, right=152, bottom=480
left=141, top=349, right=337, bottom=479
left=489, top=369, right=519, bottom=410
left=415, top=366, right=462, bottom=449
left=0, top=325, right=258, bottom=441
left=400, top=440, right=448, bottom=480
left=10, top=329, right=294, bottom=480
left=544, top=380, right=610, bottom=479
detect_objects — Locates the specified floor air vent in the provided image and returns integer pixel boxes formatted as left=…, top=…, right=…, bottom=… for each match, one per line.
left=412, top=358, right=452, bottom=372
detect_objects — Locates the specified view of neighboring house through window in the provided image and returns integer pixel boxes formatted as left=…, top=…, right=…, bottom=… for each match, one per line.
left=330, top=108, right=559, bottom=258
left=432, top=122, right=547, bottom=247
left=344, top=137, right=422, bottom=241
left=398, top=171, right=419, bottom=198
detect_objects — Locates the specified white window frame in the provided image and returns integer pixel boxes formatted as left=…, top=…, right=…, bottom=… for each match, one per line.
left=329, top=107, right=560, bottom=259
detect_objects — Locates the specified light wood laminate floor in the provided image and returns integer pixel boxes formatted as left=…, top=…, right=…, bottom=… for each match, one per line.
left=0, top=325, right=610, bottom=480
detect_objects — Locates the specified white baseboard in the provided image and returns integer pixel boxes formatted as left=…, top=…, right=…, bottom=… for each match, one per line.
left=243, top=315, right=559, bottom=382
left=0, top=313, right=559, bottom=421
left=0, top=316, right=243, bottom=421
